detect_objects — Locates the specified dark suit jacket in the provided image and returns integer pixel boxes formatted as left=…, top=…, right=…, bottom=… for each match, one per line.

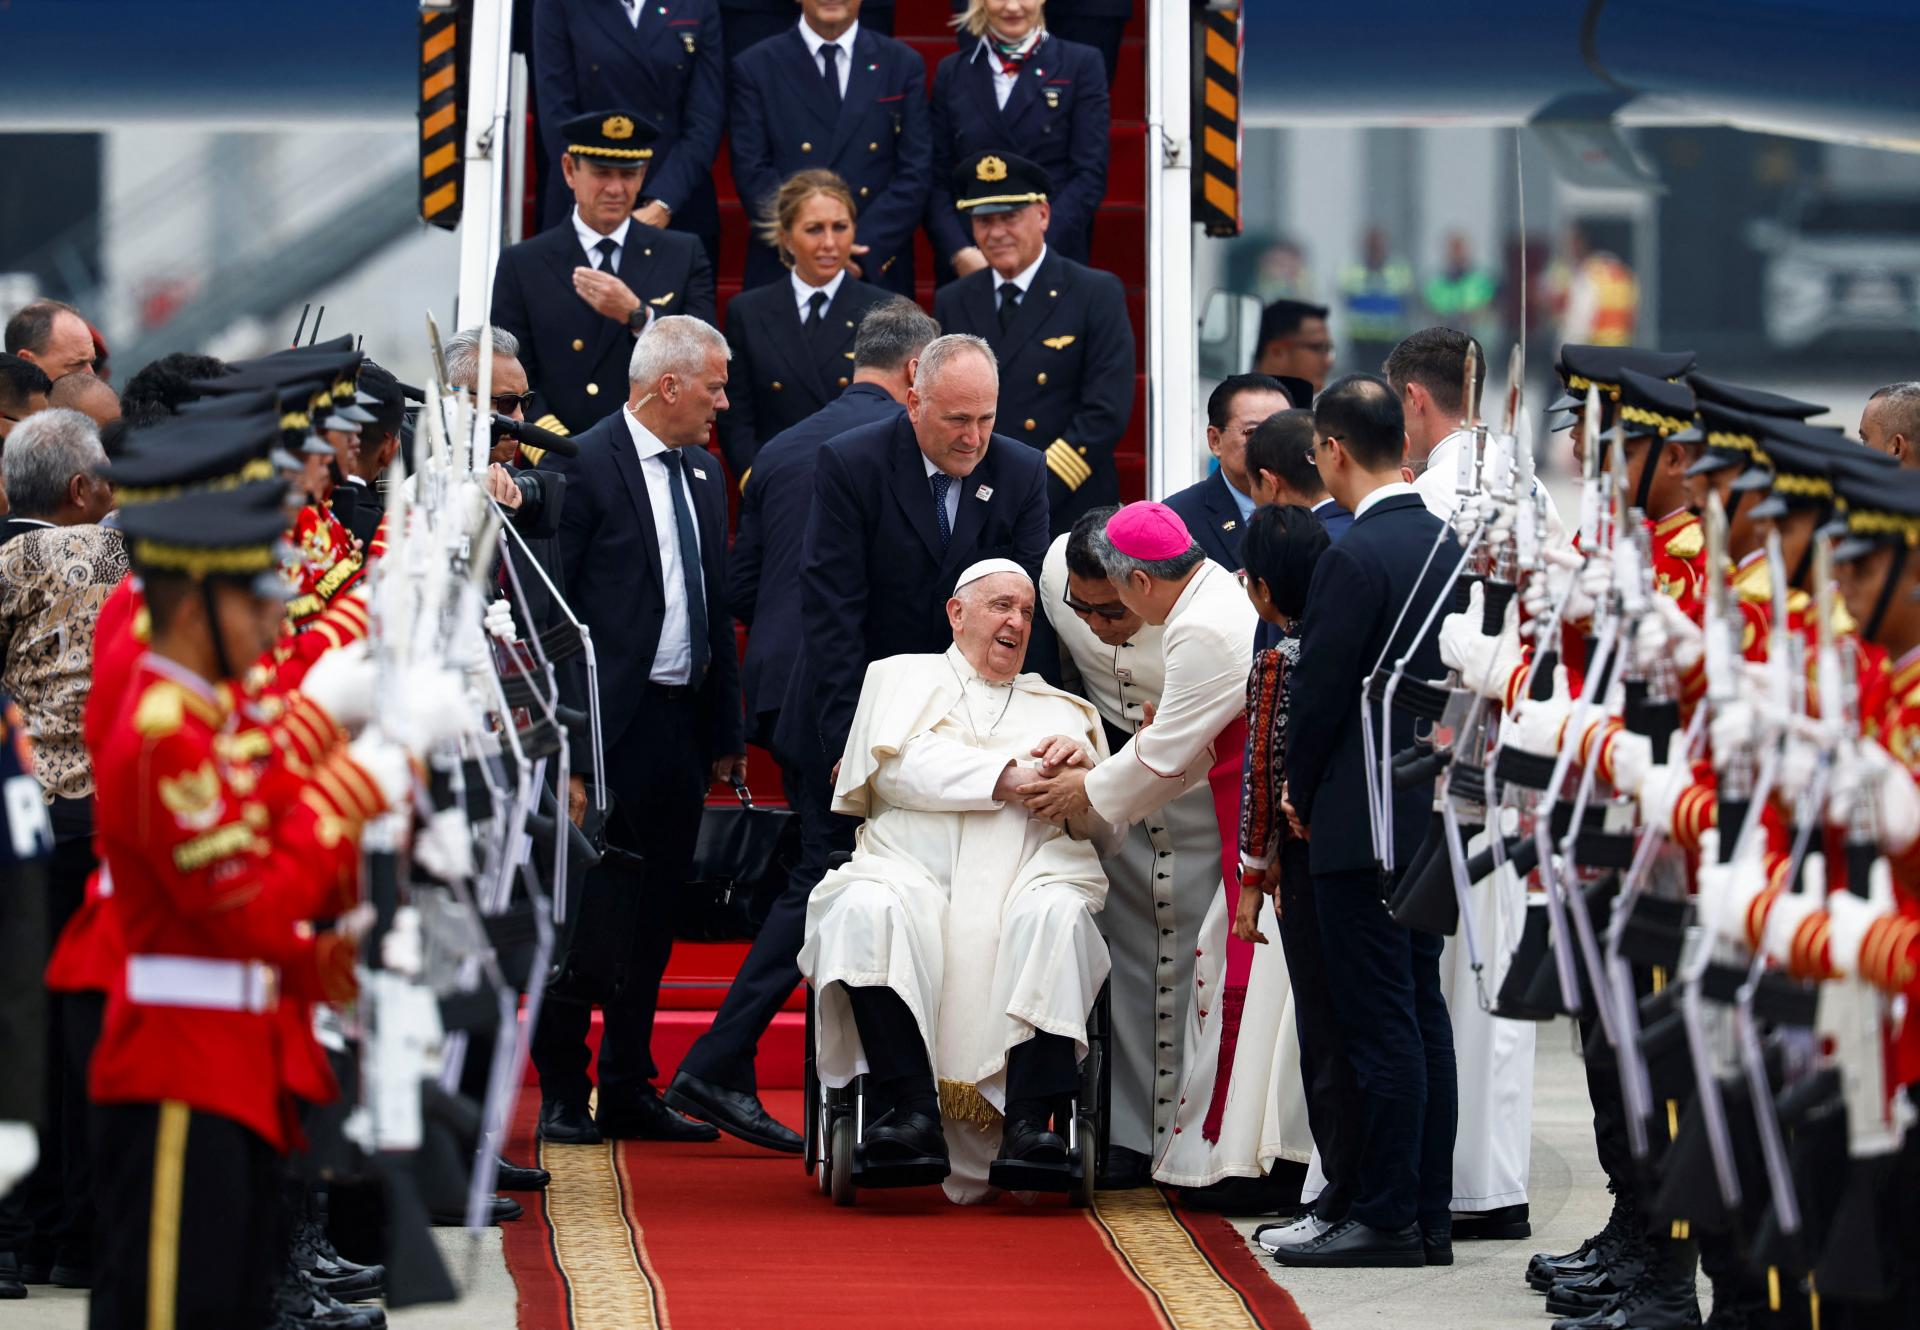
left=774, top=412, right=1050, bottom=766
left=732, top=381, right=903, bottom=745
left=933, top=247, right=1133, bottom=531
left=493, top=219, right=715, bottom=437
left=715, top=275, right=891, bottom=478
left=331, top=477, right=384, bottom=547
left=1313, top=496, right=1355, bottom=544
left=729, top=25, right=932, bottom=297
left=496, top=467, right=569, bottom=643
left=546, top=411, right=742, bottom=769
left=0, top=518, right=50, bottom=547
left=928, top=33, right=1109, bottom=265
left=533, top=0, right=726, bottom=236
left=1285, top=490, right=1455, bottom=877
left=1164, top=470, right=1252, bottom=572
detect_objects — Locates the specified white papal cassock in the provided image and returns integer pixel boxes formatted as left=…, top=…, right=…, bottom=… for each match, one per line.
left=799, top=646, right=1115, bottom=1203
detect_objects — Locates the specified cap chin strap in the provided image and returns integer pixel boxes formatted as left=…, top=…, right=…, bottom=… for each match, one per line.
left=1788, top=510, right=1826, bottom=591
left=1633, top=436, right=1661, bottom=513
left=1866, top=545, right=1908, bottom=646
left=201, top=582, right=237, bottom=684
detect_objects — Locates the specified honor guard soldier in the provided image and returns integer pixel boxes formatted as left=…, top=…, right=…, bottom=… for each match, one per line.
left=87, top=480, right=398, bottom=1330
left=728, top=0, right=931, bottom=297
left=933, top=151, right=1133, bottom=534
left=494, top=111, right=717, bottom=438
left=533, top=0, right=725, bottom=264
left=928, top=0, right=1110, bottom=275
left=715, top=171, right=893, bottom=479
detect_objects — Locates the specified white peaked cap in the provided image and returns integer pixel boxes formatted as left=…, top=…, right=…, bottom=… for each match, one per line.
left=953, top=558, right=1033, bottom=595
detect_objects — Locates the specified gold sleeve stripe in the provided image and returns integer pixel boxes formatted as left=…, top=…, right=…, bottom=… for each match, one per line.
left=171, top=822, right=259, bottom=873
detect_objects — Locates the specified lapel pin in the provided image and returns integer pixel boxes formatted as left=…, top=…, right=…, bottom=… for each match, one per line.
left=692, top=466, right=708, bottom=480
left=975, top=485, right=994, bottom=501
left=1221, top=518, right=1237, bottom=531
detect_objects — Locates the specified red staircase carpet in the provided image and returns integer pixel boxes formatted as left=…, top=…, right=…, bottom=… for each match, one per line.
left=499, top=1092, right=1311, bottom=1330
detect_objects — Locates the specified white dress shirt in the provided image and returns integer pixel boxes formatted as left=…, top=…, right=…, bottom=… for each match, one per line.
left=622, top=406, right=706, bottom=685
left=922, top=452, right=961, bottom=532
left=1412, top=428, right=1569, bottom=546
left=968, top=28, right=1043, bottom=109
left=1352, top=478, right=1419, bottom=520
left=619, top=0, right=642, bottom=26
left=792, top=267, right=848, bottom=319
left=572, top=208, right=633, bottom=270
left=799, top=18, right=859, bottom=97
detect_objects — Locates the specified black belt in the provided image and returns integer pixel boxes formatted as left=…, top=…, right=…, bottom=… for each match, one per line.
left=644, top=680, right=702, bottom=700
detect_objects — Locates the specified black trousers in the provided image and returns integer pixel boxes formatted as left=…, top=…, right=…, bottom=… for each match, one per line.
left=844, top=985, right=1078, bottom=1112
left=1314, top=867, right=1457, bottom=1232
left=89, top=1102, right=281, bottom=1330
left=532, top=689, right=707, bottom=1107
left=1277, top=839, right=1362, bottom=1222
left=678, top=753, right=855, bottom=1093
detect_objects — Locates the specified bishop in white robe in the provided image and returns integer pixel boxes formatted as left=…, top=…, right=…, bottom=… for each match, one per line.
left=799, top=562, right=1115, bottom=1203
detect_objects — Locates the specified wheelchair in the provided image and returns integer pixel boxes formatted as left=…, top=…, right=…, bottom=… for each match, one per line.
left=800, top=849, right=1112, bottom=1208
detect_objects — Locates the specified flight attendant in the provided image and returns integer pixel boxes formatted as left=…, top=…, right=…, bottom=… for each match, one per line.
left=715, top=171, right=891, bottom=480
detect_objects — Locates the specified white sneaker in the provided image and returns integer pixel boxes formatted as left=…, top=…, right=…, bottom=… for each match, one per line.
left=1254, top=1213, right=1332, bottom=1252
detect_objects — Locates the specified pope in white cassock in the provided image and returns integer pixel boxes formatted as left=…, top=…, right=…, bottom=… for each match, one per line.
left=799, top=559, right=1117, bottom=1203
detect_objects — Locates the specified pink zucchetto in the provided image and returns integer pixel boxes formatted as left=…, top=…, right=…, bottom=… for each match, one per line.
left=1104, top=501, right=1194, bottom=560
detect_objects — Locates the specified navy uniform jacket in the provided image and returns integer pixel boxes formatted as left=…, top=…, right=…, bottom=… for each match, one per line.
left=1285, top=491, right=1455, bottom=879
left=533, top=0, right=726, bottom=239
left=731, top=380, right=903, bottom=745
left=928, top=34, right=1109, bottom=265
left=492, top=219, right=715, bottom=437
left=545, top=412, right=742, bottom=764
left=1163, top=469, right=1252, bottom=573
left=933, top=247, right=1133, bottom=532
left=773, top=413, right=1050, bottom=767
left=729, top=25, right=932, bottom=298
left=715, top=275, right=890, bottom=479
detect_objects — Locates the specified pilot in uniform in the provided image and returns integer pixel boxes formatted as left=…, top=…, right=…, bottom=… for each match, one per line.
left=932, top=151, right=1133, bottom=534
left=493, top=111, right=716, bottom=438
left=727, top=0, right=932, bottom=297
left=532, top=0, right=726, bottom=269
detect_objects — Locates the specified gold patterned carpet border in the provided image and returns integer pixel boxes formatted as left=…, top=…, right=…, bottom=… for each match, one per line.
left=1091, top=1188, right=1264, bottom=1330
left=538, top=1134, right=664, bottom=1330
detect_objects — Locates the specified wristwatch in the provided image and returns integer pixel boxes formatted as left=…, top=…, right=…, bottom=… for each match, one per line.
left=626, top=305, right=649, bottom=333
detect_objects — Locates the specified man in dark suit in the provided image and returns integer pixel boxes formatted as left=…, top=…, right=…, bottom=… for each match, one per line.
left=728, top=0, right=931, bottom=297
left=1164, top=373, right=1295, bottom=572
left=933, top=152, right=1132, bottom=536
left=1246, top=407, right=1354, bottom=543
left=326, top=362, right=403, bottom=547
left=663, top=299, right=938, bottom=1149
left=1276, top=373, right=1457, bottom=1268
left=721, top=0, right=892, bottom=62
left=533, top=0, right=725, bottom=263
left=532, top=316, right=745, bottom=1147
left=493, top=111, right=717, bottom=441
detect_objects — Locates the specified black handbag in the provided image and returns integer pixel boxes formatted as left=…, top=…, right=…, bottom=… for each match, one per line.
left=548, top=795, right=645, bottom=1003
left=674, top=778, right=799, bottom=942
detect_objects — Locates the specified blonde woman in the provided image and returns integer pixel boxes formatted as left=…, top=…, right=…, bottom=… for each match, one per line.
left=716, top=170, right=892, bottom=478
left=928, top=0, right=1110, bottom=277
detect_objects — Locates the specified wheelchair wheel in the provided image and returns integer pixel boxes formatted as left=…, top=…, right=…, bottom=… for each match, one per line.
left=829, top=1113, right=857, bottom=1206
left=1070, top=1108, right=1098, bottom=1208
left=802, top=993, right=820, bottom=1173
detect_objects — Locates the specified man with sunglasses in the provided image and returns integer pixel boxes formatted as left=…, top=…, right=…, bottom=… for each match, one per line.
left=1033, top=504, right=1232, bottom=1189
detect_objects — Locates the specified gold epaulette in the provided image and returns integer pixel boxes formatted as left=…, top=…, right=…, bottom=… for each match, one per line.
left=1664, top=522, right=1703, bottom=561
left=1733, top=556, right=1773, bottom=603
left=133, top=681, right=220, bottom=738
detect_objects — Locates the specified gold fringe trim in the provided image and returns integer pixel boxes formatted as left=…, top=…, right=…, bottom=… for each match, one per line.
left=1092, top=1188, right=1260, bottom=1330
left=938, top=1078, right=1002, bottom=1131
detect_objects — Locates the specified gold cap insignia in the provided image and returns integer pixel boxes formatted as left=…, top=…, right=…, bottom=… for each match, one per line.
left=1042, top=334, right=1077, bottom=350
left=976, top=155, right=1008, bottom=183
left=603, top=115, right=635, bottom=141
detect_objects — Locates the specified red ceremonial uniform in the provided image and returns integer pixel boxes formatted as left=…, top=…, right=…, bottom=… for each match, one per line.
left=87, top=656, right=385, bottom=1152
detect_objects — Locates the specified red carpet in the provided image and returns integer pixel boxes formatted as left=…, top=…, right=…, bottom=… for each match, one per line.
left=500, top=1092, right=1311, bottom=1330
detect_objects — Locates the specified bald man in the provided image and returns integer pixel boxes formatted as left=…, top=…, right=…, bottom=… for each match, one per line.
left=47, top=373, right=119, bottom=430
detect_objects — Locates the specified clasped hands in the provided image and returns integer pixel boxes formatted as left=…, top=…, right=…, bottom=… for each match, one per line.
left=998, top=734, right=1097, bottom=824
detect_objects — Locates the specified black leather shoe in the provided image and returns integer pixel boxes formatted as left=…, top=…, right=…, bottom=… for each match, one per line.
left=1450, top=1201, right=1531, bottom=1240
left=596, top=1090, right=721, bottom=1143
left=538, top=1099, right=602, bottom=1146
left=1550, top=1278, right=1700, bottom=1330
left=429, top=1194, right=524, bottom=1227
left=988, top=1118, right=1073, bottom=1191
left=294, top=1213, right=384, bottom=1303
left=272, top=1265, right=386, bottom=1329
left=1176, top=1171, right=1299, bottom=1216
left=495, top=1156, right=551, bottom=1191
left=1268, top=1219, right=1424, bottom=1268
left=1423, top=1229, right=1453, bottom=1266
left=1546, top=1251, right=1649, bottom=1318
left=0, top=1252, right=24, bottom=1299
left=48, top=1262, right=89, bottom=1289
left=1097, top=1143, right=1152, bottom=1190
left=665, top=1070, right=804, bottom=1154
left=862, top=1109, right=950, bottom=1166
left=1529, top=1205, right=1629, bottom=1293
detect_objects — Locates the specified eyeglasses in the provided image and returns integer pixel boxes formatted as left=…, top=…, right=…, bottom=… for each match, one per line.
left=1292, top=339, right=1335, bottom=357
left=491, top=392, right=536, bottom=414
left=1062, top=585, right=1129, bottom=622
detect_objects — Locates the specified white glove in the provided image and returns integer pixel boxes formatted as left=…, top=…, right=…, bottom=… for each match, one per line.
left=1830, top=738, right=1920, bottom=853
left=1694, top=827, right=1767, bottom=949
left=348, top=734, right=412, bottom=808
left=1777, top=724, right=1823, bottom=810
left=412, top=807, right=477, bottom=883
left=299, top=640, right=376, bottom=734
left=1826, top=860, right=1893, bottom=976
left=1507, top=665, right=1572, bottom=757
left=1638, top=761, right=1691, bottom=836
left=1647, top=593, right=1704, bottom=674
left=483, top=596, right=517, bottom=644
left=381, top=905, right=424, bottom=978
left=1440, top=581, right=1523, bottom=699
left=1607, top=730, right=1653, bottom=797
left=1762, top=865, right=1827, bottom=971
left=1708, top=698, right=1757, bottom=764
left=0, top=1122, right=37, bottom=1201
left=398, top=665, right=472, bottom=757
left=1521, top=545, right=1593, bottom=630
